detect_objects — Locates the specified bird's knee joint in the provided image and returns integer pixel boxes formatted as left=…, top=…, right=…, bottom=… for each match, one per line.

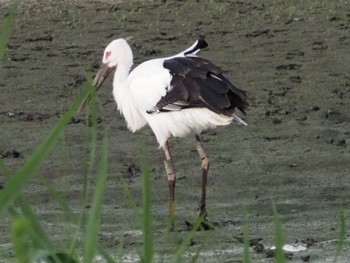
left=196, top=145, right=207, bottom=159
left=201, top=156, right=209, bottom=169
left=164, top=159, right=175, bottom=178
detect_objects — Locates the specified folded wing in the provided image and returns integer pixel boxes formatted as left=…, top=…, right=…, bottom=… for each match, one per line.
left=147, top=56, right=248, bottom=116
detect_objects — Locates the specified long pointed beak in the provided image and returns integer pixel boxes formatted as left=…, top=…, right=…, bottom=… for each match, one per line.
left=77, top=64, right=115, bottom=114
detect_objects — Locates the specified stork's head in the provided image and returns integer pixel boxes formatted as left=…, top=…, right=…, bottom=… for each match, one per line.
left=102, top=38, right=133, bottom=68
left=77, top=38, right=133, bottom=114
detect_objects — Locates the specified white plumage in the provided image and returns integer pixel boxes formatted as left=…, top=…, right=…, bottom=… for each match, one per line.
left=78, top=38, right=248, bottom=229
left=96, top=38, right=245, bottom=147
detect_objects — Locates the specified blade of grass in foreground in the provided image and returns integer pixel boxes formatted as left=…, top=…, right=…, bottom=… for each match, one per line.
left=0, top=69, right=115, bottom=262
left=73, top=76, right=98, bottom=256
left=1, top=5, right=67, bottom=260
left=272, top=202, right=285, bottom=263
left=0, top=1, right=17, bottom=67
left=189, top=249, right=200, bottom=263
left=173, top=214, right=206, bottom=263
left=333, top=208, right=346, bottom=263
left=84, top=134, right=109, bottom=263
left=0, top=81, right=93, bottom=214
left=1, top=162, right=69, bottom=263
left=81, top=78, right=98, bottom=212
left=37, top=171, right=117, bottom=263
left=243, top=209, right=251, bottom=263
left=11, top=216, right=31, bottom=263
left=0, top=160, right=55, bottom=253
left=140, top=161, right=153, bottom=263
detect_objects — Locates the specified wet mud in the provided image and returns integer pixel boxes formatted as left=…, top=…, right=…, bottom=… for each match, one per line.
left=0, top=0, right=350, bottom=262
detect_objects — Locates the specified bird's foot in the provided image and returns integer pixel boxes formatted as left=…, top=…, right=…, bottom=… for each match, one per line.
left=184, top=214, right=215, bottom=231
left=168, top=216, right=175, bottom=232
left=199, top=219, right=214, bottom=231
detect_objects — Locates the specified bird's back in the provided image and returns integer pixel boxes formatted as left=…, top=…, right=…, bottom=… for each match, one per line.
left=160, top=56, right=248, bottom=116
left=123, top=40, right=248, bottom=146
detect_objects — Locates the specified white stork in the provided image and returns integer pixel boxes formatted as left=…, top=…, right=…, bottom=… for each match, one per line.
left=78, top=38, right=248, bottom=230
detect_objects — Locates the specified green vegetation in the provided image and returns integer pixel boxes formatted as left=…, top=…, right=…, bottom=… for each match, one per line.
left=0, top=2, right=347, bottom=263
left=0, top=2, right=17, bottom=67
left=272, top=203, right=285, bottom=263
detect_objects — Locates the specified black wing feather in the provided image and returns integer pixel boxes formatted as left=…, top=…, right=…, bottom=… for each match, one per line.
left=149, top=56, right=248, bottom=116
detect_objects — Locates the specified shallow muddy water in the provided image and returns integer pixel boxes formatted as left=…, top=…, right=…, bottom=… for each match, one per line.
left=0, top=0, right=350, bottom=262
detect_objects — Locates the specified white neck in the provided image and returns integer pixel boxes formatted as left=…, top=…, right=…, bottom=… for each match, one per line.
left=112, top=56, right=147, bottom=132
left=113, top=60, right=132, bottom=111
left=114, top=62, right=132, bottom=86
left=112, top=39, right=134, bottom=87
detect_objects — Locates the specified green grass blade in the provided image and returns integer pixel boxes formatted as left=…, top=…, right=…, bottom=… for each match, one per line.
left=333, top=208, right=346, bottom=263
left=74, top=74, right=98, bottom=255
left=82, top=74, right=98, bottom=207
left=16, top=198, right=55, bottom=251
left=84, top=134, right=109, bottom=263
left=0, top=160, right=55, bottom=253
left=9, top=161, right=117, bottom=263
left=243, top=209, right=251, bottom=263
left=0, top=1, right=17, bottom=67
left=38, top=173, right=119, bottom=263
left=117, top=173, right=141, bottom=219
left=1, top=162, right=65, bottom=263
left=0, top=79, right=117, bottom=263
left=37, top=173, right=79, bottom=258
left=36, top=168, right=118, bottom=263
left=0, top=82, right=93, bottom=214
left=96, top=243, right=119, bottom=263
left=11, top=216, right=31, bottom=263
left=38, top=174, right=73, bottom=220
left=141, top=161, right=153, bottom=263
left=272, top=202, right=285, bottom=263
left=173, top=214, right=205, bottom=263
left=189, top=249, right=201, bottom=263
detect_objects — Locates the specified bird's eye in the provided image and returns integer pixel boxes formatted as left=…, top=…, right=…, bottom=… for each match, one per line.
left=105, top=51, right=112, bottom=60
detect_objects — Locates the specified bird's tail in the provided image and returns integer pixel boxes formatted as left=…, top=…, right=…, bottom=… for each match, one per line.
left=233, top=114, right=248, bottom=126
left=181, top=39, right=208, bottom=57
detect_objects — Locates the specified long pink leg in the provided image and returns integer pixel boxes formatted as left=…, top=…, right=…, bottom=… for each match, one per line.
left=163, top=141, right=176, bottom=230
left=195, top=134, right=210, bottom=217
